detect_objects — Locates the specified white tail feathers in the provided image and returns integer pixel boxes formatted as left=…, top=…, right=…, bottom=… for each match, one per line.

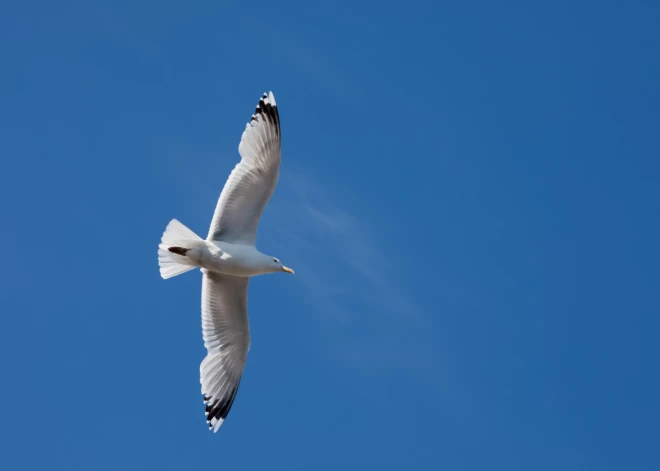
left=158, top=219, right=203, bottom=279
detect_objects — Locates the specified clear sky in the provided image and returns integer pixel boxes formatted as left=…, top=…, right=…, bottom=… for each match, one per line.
left=1, top=1, right=659, bottom=470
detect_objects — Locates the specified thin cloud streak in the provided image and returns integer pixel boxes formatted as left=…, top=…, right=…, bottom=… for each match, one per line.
left=270, top=171, right=445, bottom=371
left=266, top=170, right=484, bottom=430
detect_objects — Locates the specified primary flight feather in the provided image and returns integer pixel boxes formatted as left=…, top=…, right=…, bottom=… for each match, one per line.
left=157, top=92, right=293, bottom=432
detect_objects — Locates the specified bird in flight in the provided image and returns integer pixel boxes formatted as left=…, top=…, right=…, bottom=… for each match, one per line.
left=157, top=91, right=294, bottom=432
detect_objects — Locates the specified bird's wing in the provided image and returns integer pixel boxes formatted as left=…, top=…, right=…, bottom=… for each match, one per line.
left=199, top=269, right=251, bottom=432
left=207, top=92, right=281, bottom=244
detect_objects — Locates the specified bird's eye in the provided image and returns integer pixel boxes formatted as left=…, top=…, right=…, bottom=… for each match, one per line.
left=273, top=258, right=279, bottom=263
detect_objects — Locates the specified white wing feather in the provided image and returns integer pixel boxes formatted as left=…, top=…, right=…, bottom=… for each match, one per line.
left=207, top=92, right=281, bottom=244
left=200, top=270, right=250, bottom=432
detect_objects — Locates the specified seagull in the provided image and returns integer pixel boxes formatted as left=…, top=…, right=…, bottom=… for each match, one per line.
left=157, top=91, right=294, bottom=432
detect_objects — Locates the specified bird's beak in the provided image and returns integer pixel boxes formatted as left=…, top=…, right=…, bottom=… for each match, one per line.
left=282, top=266, right=295, bottom=274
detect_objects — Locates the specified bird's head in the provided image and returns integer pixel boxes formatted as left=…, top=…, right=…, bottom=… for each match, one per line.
left=270, top=257, right=294, bottom=274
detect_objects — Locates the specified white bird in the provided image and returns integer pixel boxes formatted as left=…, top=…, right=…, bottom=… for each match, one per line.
left=157, top=92, right=294, bottom=432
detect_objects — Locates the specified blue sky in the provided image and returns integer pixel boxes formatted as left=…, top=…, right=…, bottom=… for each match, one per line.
left=1, top=1, right=659, bottom=469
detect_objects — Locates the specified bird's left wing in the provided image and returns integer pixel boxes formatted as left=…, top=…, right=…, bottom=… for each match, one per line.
left=207, top=92, right=281, bottom=244
left=199, top=269, right=251, bottom=432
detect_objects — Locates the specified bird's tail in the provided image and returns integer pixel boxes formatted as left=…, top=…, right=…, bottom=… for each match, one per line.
left=158, top=219, right=204, bottom=279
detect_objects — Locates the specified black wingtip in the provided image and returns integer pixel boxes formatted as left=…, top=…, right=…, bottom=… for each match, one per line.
left=248, top=92, right=280, bottom=136
left=203, top=382, right=241, bottom=431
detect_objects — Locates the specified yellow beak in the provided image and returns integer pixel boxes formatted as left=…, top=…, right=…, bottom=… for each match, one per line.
left=282, top=266, right=295, bottom=274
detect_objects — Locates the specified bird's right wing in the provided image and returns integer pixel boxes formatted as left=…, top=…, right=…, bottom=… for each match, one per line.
left=199, top=269, right=251, bottom=432
left=207, top=92, right=281, bottom=245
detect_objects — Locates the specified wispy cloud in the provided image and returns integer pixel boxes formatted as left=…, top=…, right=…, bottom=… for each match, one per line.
left=267, top=171, right=446, bottom=374
left=264, top=170, right=487, bottom=430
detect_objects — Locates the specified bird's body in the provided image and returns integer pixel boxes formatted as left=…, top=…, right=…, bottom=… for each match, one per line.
left=165, top=234, right=284, bottom=277
left=157, top=92, right=293, bottom=432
